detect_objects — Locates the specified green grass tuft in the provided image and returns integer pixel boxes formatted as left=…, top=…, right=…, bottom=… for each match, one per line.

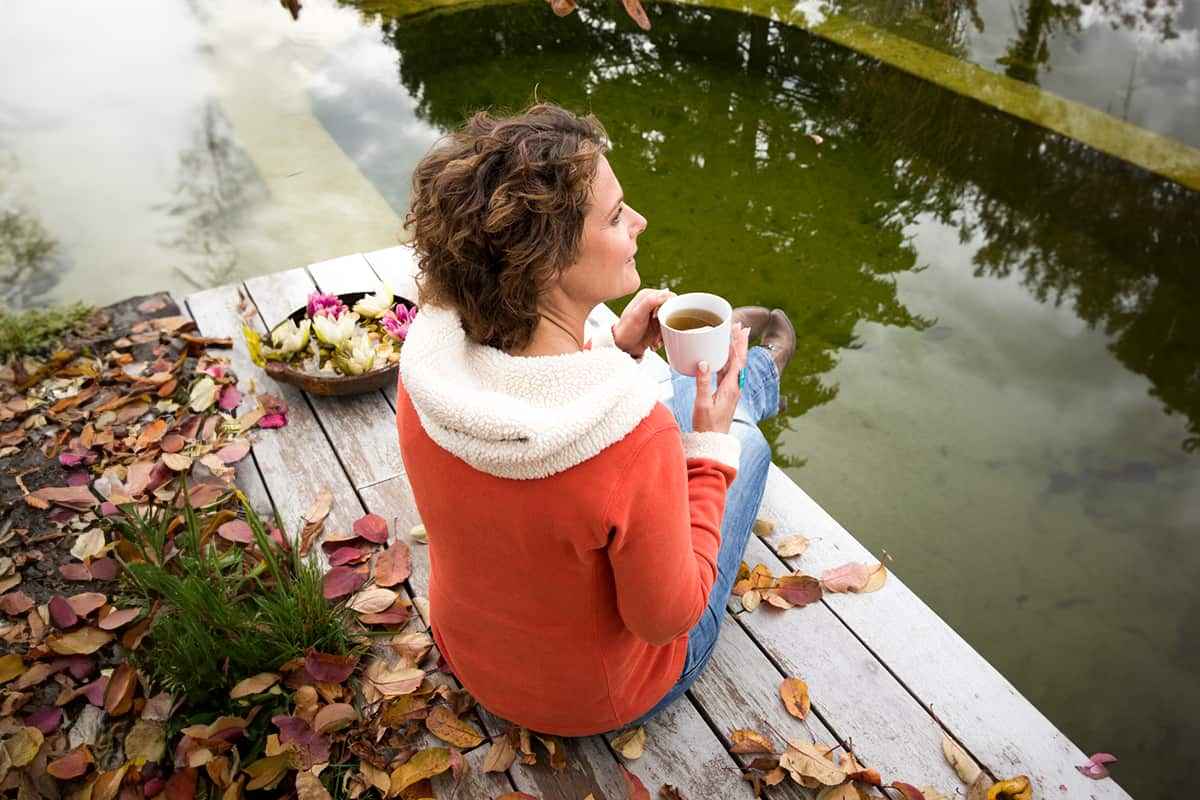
left=0, top=303, right=94, bottom=361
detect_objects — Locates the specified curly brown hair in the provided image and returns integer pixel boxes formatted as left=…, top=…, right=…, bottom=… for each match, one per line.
left=404, top=104, right=609, bottom=351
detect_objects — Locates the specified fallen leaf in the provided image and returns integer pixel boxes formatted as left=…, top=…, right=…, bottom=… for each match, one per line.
left=31, top=485, right=98, bottom=511
left=816, top=784, right=858, bottom=800
left=752, top=517, right=775, bottom=536
left=322, top=565, right=368, bottom=599
left=780, top=678, right=811, bottom=720
left=353, top=513, right=389, bottom=543
left=943, top=734, right=982, bottom=785
left=426, top=705, right=484, bottom=748
left=303, top=489, right=333, bottom=525
left=496, top=794, right=539, bottom=800
left=65, top=592, right=108, bottom=617
left=0, top=653, right=25, bottom=683
left=779, top=739, right=848, bottom=786
left=660, top=787, right=687, bottom=800
left=482, top=737, right=516, bottom=772
left=809, top=134, right=824, bottom=145
left=93, top=764, right=132, bottom=800
left=820, top=562, right=886, bottom=593
left=621, top=0, right=651, bottom=30
left=304, top=649, right=359, bottom=683
left=47, top=744, right=94, bottom=779
left=89, top=557, right=118, bottom=580
left=217, top=520, right=255, bottom=544
left=313, top=703, right=358, bottom=733
left=48, top=627, right=113, bottom=655
left=98, top=607, right=141, bottom=630
left=218, top=385, right=242, bottom=412
left=49, top=595, right=80, bottom=628
left=365, top=662, right=425, bottom=696
left=244, top=750, right=299, bottom=791
left=775, top=575, right=823, bottom=606
left=741, top=589, right=761, bottom=612
left=230, top=672, right=280, bottom=699
left=189, top=377, right=219, bottom=412
left=1076, top=753, right=1117, bottom=781
left=4, top=726, right=44, bottom=767
left=125, top=719, right=167, bottom=762
left=986, top=776, right=1031, bottom=799
left=620, top=764, right=652, bottom=800
left=216, top=440, right=250, bottom=464
left=104, top=663, right=138, bottom=716
left=348, top=587, right=398, bottom=614
left=390, top=631, right=434, bottom=663
left=612, top=725, right=646, bottom=759
left=776, top=535, right=810, bottom=558
left=0, top=592, right=34, bottom=615
left=890, top=782, right=926, bottom=800
left=375, top=539, right=412, bottom=587
left=730, top=729, right=775, bottom=754
left=409, top=524, right=428, bottom=543
left=327, top=546, right=370, bottom=567
left=390, top=747, right=451, bottom=794
left=24, top=706, right=61, bottom=734
left=136, top=419, right=168, bottom=450
left=163, top=452, right=192, bottom=472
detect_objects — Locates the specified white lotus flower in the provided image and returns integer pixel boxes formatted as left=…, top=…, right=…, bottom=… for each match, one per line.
left=270, top=318, right=311, bottom=354
left=337, top=334, right=376, bottom=375
left=353, top=284, right=394, bottom=318
left=313, top=311, right=362, bottom=348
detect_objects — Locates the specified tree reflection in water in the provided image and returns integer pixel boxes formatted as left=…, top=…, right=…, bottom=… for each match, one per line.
left=160, top=103, right=264, bottom=291
left=347, top=0, right=1200, bottom=453
left=0, top=153, right=61, bottom=310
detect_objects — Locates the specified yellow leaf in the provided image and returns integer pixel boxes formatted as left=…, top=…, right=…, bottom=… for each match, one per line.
left=861, top=563, right=887, bottom=593
left=230, top=672, right=280, bottom=699
left=987, top=776, right=1031, bottom=800
left=780, top=677, right=811, bottom=720
left=816, top=783, right=859, bottom=800
left=48, top=626, right=113, bottom=655
left=125, top=720, right=167, bottom=763
left=777, top=535, right=810, bottom=558
left=729, top=729, right=775, bottom=754
left=4, top=726, right=44, bottom=767
left=0, top=654, right=25, bottom=684
left=425, top=706, right=484, bottom=748
left=779, top=740, right=849, bottom=786
left=741, top=590, right=761, bottom=612
left=942, top=734, right=982, bottom=786
left=408, top=524, right=428, bottom=543
left=389, top=748, right=451, bottom=795
left=481, top=737, right=516, bottom=773
left=244, top=749, right=299, bottom=791
left=752, top=517, right=775, bottom=536
left=611, top=726, right=646, bottom=760
left=920, top=788, right=953, bottom=800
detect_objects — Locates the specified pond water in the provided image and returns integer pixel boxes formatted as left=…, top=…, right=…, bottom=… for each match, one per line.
left=2, top=0, right=1198, bottom=796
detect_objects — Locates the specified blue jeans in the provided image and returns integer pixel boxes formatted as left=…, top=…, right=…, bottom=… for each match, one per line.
left=626, top=346, right=780, bottom=727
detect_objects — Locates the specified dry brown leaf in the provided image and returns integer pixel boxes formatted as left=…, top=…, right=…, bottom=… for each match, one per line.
left=48, top=626, right=113, bottom=654
left=986, top=776, right=1031, bottom=800
left=295, top=769, right=333, bottom=800
left=365, top=662, right=425, bottom=697
left=482, top=737, right=516, bottom=772
left=389, top=631, right=433, bottom=663
left=611, top=725, right=646, bottom=759
left=389, top=747, right=451, bottom=794
left=125, top=720, right=167, bottom=763
left=779, top=740, right=848, bottom=786
left=776, top=535, right=810, bottom=558
left=313, top=703, right=358, bottom=733
left=303, top=489, right=333, bottom=524
left=104, top=663, right=137, bottom=716
left=741, top=590, right=762, bottom=612
left=408, top=524, right=427, bottom=544
left=752, top=517, right=775, bottom=536
left=426, top=705, right=484, bottom=748
left=816, top=784, right=859, bottom=800
left=230, top=672, right=280, bottom=699
left=375, top=540, right=413, bottom=588
left=348, top=587, right=398, bottom=614
left=163, top=452, right=192, bottom=472
left=942, top=733, right=982, bottom=785
left=730, top=729, right=776, bottom=754
left=47, top=745, right=94, bottom=780
left=4, top=726, right=44, bottom=767
left=780, top=678, right=811, bottom=720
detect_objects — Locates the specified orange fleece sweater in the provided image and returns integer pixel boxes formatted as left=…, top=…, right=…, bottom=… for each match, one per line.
left=396, top=380, right=737, bottom=735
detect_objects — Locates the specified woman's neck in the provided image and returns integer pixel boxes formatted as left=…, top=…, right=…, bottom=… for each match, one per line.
left=513, top=305, right=588, bottom=357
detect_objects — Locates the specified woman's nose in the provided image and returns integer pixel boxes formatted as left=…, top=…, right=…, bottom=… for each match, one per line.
left=630, top=207, right=648, bottom=235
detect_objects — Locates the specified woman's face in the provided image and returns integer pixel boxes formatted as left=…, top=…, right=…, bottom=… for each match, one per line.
left=557, top=155, right=648, bottom=306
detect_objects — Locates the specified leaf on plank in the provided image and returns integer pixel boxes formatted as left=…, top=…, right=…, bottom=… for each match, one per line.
left=425, top=705, right=484, bottom=748
left=774, top=575, right=823, bottom=607
left=776, top=535, right=810, bottom=558
left=482, top=737, right=517, bottom=772
left=780, top=678, right=811, bottom=719
left=348, top=587, right=398, bottom=614
left=730, top=729, right=776, bottom=754
left=611, top=725, right=646, bottom=760
left=942, top=733, right=982, bottom=785
left=365, top=662, right=425, bottom=697
left=620, top=764, right=652, bottom=800
left=374, top=539, right=412, bottom=587
left=779, top=740, right=848, bottom=786
left=820, top=562, right=887, bottom=593
left=353, top=513, right=389, bottom=544
left=217, top=519, right=255, bottom=544
left=304, top=649, right=359, bottom=683
left=1076, top=753, right=1117, bottom=781
left=389, top=747, right=451, bottom=795
left=752, top=517, right=775, bottom=536
left=322, top=565, right=368, bottom=599
left=889, top=782, right=926, bottom=800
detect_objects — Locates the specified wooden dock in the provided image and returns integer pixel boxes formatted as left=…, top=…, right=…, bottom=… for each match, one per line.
left=183, top=246, right=1132, bottom=800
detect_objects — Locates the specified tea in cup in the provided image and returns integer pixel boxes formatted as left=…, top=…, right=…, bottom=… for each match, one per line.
left=657, top=292, right=733, bottom=377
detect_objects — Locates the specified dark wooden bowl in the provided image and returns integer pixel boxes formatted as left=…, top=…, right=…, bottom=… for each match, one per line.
left=264, top=291, right=414, bottom=397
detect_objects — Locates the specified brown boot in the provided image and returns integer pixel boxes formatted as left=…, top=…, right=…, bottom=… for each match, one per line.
left=731, top=306, right=771, bottom=341
left=761, top=309, right=796, bottom=377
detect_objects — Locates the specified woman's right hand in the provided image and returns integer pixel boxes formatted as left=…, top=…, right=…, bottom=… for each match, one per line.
left=692, top=323, right=750, bottom=434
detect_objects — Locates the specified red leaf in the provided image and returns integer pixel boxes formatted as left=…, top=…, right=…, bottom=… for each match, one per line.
left=259, top=412, right=288, bottom=428
left=304, top=648, right=359, bottom=683
left=272, top=715, right=331, bottom=768
left=1077, top=752, right=1118, bottom=780
left=358, top=607, right=411, bottom=626
left=65, top=592, right=108, bottom=617
left=620, top=765, right=652, bottom=800
left=47, top=745, right=94, bottom=780
left=60, top=562, right=92, bottom=581
left=888, top=782, right=925, bottom=800
left=49, top=596, right=80, bottom=629
left=25, top=706, right=63, bottom=734
left=78, top=676, right=110, bottom=706
left=217, top=520, right=255, bottom=544
left=0, top=592, right=35, bottom=615
left=218, top=385, right=242, bottom=411
left=774, top=575, right=823, bottom=606
left=621, top=0, right=651, bottom=30
left=352, top=513, right=389, bottom=543
left=89, top=557, right=118, bottom=580
left=375, top=539, right=412, bottom=587
left=328, top=547, right=370, bottom=567
left=30, top=485, right=98, bottom=511
left=322, top=565, right=368, bottom=599
left=216, top=440, right=250, bottom=464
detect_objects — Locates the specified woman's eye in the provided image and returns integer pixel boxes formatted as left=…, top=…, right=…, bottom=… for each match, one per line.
left=612, top=207, right=623, bottom=225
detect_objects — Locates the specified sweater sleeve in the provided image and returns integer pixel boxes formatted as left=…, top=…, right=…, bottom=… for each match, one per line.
left=603, top=424, right=739, bottom=646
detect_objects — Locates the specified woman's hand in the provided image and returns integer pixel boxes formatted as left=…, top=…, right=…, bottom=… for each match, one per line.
left=612, top=288, right=674, bottom=358
left=692, top=323, right=750, bottom=435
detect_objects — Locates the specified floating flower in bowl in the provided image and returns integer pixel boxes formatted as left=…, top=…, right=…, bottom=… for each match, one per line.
left=242, top=284, right=417, bottom=397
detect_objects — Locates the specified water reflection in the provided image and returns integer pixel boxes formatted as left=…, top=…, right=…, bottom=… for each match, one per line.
left=159, top=104, right=265, bottom=291
left=0, top=153, right=61, bottom=310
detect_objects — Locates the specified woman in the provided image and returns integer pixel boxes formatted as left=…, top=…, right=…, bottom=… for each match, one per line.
left=395, top=104, right=795, bottom=736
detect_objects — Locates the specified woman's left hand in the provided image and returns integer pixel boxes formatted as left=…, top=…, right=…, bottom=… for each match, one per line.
left=613, top=288, right=675, bottom=358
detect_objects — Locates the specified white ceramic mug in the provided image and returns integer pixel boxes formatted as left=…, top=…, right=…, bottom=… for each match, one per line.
left=658, top=292, right=732, bottom=377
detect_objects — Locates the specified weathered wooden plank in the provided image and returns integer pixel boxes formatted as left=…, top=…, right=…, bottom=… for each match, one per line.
left=362, top=245, right=420, bottom=304
left=689, top=617, right=833, bottom=800
left=430, top=741, right=515, bottom=799
left=735, top=534, right=962, bottom=792
left=753, top=469, right=1133, bottom=799
left=183, top=283, right=362, bottom=540
left=305, top=253, right=377, bottom=297
left=243, top=268, right=406, bottom=488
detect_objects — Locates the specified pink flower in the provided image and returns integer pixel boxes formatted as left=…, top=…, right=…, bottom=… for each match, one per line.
left=381, top=305, right=418, bottom=341
left=307, top=291, right=348, bottom=319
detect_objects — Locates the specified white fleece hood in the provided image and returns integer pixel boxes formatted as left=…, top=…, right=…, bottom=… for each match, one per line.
left=399, top=304, right=662, bottom=480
